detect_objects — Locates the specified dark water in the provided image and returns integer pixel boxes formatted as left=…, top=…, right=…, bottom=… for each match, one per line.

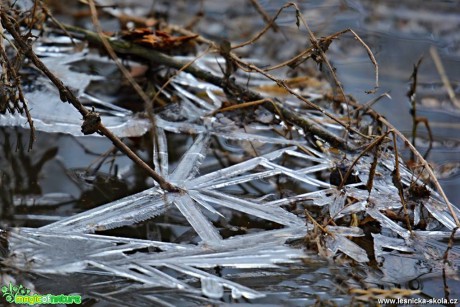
left=1, top=0, right=459, bottom=305
left=174, top=0, right=460, bottom=204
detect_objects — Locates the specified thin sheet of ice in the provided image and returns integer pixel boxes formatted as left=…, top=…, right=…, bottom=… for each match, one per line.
left=329, top=190, right=347, bottom=218
left=166, top=263, right=264, bottom=299
left=334, top=201, right=367, bottom=219
left=0, top=96, right=151, bottom=138
left=423, top=199, right=459, bottom=230
left=40, top=188, right=171, bottom=233
left=174, top=193, right=223, bottom=243
left=40, top=137, right=304, bottom=237
left=187, top=146, right=295, bottom=189
left=153, top=127, right=169, bottom=179
left=2, top=227, right=305, bottom=300
left=13, top=193, right=75, bottom=207
left=372, top=234, right=414, bottom=254
left=327, top=226, right=365, bottom=237
left=199, top=189, right=304, bottom=227
left=170, top=134, right=210, bottom=185
left=367, top=208, right=411, bottom=239
left=325, top=235, right=369, bottom=263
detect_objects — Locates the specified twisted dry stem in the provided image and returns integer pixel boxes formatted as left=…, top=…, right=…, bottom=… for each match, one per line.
left=61, top=24, right=353, bottom=151
left=3, top=7, right=457, bottom=226
left=0, top=9, right=178, bottom=192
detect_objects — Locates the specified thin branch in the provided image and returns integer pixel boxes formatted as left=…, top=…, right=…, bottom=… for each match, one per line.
left=290, top=2, right=351, bottom=118
left=408, top=57, right=423, bottom=161
left=346, top=91, right=460, bottom=226
left=389, top=121, right=459, bottom=226
left=0, top=10, right=178, bottom=192
left=0, top=15, right=35, bottom=150
left=305, top=209, right=333, bottom=237
left=208, top=98, right=269, bottom=116
left=391, top=131, right=412, bottom=233
left=61, top=24, right=353, bottom=150
left=57, top=16, right=459, bottom=226
left=248, top=0, right=280, bottom=33
left=232, top=2, right=291, bottom=50
left=86, top=0, right=155, bottom=129
left=150, top=46, right=212, bottom=110
left=172, top=13, right=377, bottom=139
left=229, top=54, right=370, bottom=140
left=349, top=29, right=379, bottom=93
left=337, top=130, right=391, bottom=190
left=430, top=46, right=459, bottom=109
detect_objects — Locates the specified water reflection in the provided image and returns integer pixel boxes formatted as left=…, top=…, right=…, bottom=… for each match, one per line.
left=0, top=0, right=459, bottom=305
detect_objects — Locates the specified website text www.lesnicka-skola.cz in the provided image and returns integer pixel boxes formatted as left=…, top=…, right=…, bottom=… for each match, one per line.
left=377, top=297, right=458, bottom=305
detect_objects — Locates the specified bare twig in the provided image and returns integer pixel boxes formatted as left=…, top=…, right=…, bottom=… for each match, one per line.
left=0, top=15, right=35, bottom=150
left=40, top=2, right=77, bottom=45
left=337, top=130, right=391, bottom=190
left=366, top=137, right=383, bottom=194
left=150, top=46, right=212, bottom=110
left=291, top=2, right=352, bottom=114
left=86, top=0, right=155, bottom=128
left=416, top=117, right=433, bottom=159
left=443, top=227, right=458, bottom=265
left=408, top=58, right=420, bottom=158
left=172, top=18, right=379, bottom=141
left=0, top=10, right=178, bottom=192
left=345, top=92, right=459, bottom=226
left=430, top=46, right=460, bottom=109
left=229, top=54, right=370, bottom=141
left=172, top=10, right=376, bottom=141
left=232, top=2, right=291, bottom=50
left=232, top=2, right=378, bottom=94
left=263, top=29, right=349, bottom=72
left=442, top=227, right=458, bottom=301
left=392, top=119, right=458, bottom=225
left=61, top=24, right=353, bottom=150
left=305, top=209, right=333, bottom=236
left=248, top=0, right=280, bottom=33
left=353, top=92, right=391, bottom=116
left=57, top=14, right=459, bottom=226
left=391, top=131, right=412, bottom=233
left=407, top=58, right=433, bottom=159
left=208, top=98, right=269, bottom=116
left=348, top=29, right=379, bottom=93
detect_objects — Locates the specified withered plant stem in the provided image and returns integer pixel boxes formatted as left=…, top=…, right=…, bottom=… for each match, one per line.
left=366, top=139, right=382, bottom=194
left=408, top=58, right=433, bottom=160
left=347, top=94, right=460, bottom=226
left=337, top=130, right=391, bottom=190
left=21, top=15, right=459, bottom=226
left=248, top=0, right=280, bottom=33
left=0, top=26, right=35, bottom=150
left=61, top=24, right=352, bottom=151
left=0, top=11, right=178, bottom=192
left=391, top=131, right=413, bottom=233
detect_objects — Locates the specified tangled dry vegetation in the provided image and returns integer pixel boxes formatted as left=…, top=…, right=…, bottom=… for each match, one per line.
left=0, top=0, right=459, bottom=305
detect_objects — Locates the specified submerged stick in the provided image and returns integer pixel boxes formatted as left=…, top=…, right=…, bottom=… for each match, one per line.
left=61, top=24, right=352, bottom=151
left=57, top=21, right=458, bottom=226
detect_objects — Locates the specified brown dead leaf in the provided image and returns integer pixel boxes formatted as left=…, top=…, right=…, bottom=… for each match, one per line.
left=121, top=28, right=198, bottom=50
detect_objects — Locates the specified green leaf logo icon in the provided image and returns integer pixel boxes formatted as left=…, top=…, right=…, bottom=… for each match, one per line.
left=1, top=283, right=31, bottom=303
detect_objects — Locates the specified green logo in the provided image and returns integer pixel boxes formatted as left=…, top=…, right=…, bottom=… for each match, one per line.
left=1, top=283, right=31, bottom=303
left=1, top=282, right=82, bottom=305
